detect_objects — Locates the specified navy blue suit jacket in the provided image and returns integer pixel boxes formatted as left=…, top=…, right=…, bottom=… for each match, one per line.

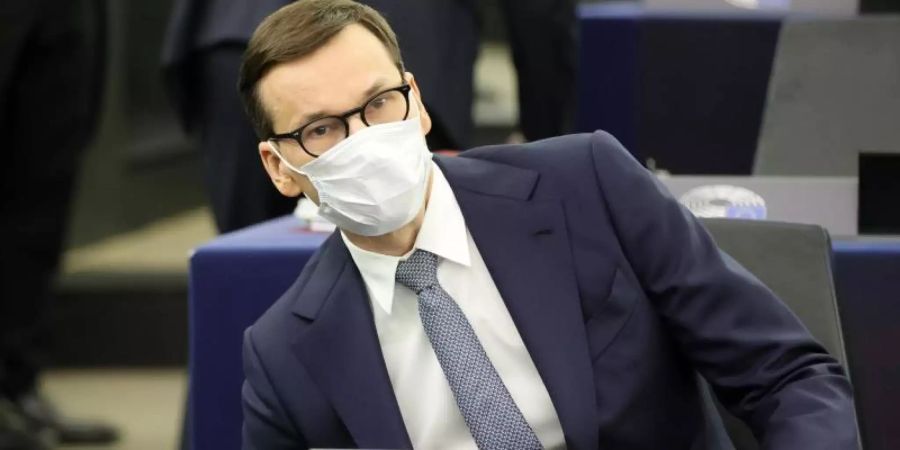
left=242, top=131, right=857, bottom=449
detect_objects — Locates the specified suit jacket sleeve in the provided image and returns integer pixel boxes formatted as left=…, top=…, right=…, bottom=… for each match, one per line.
left=586, top=131, right=858, bottom=449
left=242, top=326, right=306, bottom=449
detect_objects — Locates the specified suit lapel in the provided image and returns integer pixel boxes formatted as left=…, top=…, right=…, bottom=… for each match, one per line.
left=437, top=155, right=600, bottom=450
left=290, top=235, right=411, bottom=449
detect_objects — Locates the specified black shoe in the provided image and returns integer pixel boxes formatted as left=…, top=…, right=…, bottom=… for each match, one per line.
left=0, top=398, right=53, bottom=450
left=14, top=392, right=119, bottom=445
left=0, top=431, right=49, bottom=450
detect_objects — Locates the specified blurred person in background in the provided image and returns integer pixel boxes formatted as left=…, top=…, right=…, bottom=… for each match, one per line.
left=0, top=0, right=118, bottom=448
left=162, top=0, right=297, bottom=233
left=353, top=0, right=578, bottom=146
left=475, top=0, right=579, bottom=143
left=161, top=0, right=477, bottom=232
left=162, top=0, right=575, bottom=232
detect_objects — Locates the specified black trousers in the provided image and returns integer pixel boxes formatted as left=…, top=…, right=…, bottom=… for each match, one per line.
left=195, top=46, right=295, bottom=233
left=499, top=0, right=578, bottom=141
left=0, top=0, right=103, bottom=398
left=359, top=0, right=576, bottom=147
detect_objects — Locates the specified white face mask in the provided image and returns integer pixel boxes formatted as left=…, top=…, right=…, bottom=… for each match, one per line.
left=269, top=102, right=431, bottom=237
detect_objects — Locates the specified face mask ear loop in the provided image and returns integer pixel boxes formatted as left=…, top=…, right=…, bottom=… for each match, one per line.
left=408, top=90, right=421, bottom=121
left=267, top=139, right=306, bottom=174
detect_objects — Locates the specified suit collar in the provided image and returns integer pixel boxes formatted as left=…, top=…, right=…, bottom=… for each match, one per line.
left=289, top=232, right=344, bottom=320
left=434, top=153, right=539, bottom=200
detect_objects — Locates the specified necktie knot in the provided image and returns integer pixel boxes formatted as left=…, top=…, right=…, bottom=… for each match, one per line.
left=395, top=249, right=439, bottom=293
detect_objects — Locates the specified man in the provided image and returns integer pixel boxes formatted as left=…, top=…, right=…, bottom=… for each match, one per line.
left=237, top=1, right=858, bottom=448
left=0, top=0, right=119, bottom=448
left=162, top=0, right=297, bottom=232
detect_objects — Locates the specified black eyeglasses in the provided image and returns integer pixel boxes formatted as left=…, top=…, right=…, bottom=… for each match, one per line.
left=269, top=84, right=412, bottom=158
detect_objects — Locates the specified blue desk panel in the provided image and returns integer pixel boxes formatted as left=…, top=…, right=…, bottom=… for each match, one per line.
left=189, top=217, right=327, bottom=450
left=576, top=3, right=782, bottom=174
left=832, top=239, right=900, bottom=450
left=189, top=216, right=899, bottom=450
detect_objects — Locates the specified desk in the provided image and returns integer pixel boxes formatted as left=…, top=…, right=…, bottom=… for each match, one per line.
left=189, top=216, right=900, bottom=450
left=189, top=217, right=326, bottom=450
left=833, top=239, right=900, bottom=450
left=575, top=3, right=782, bottom=174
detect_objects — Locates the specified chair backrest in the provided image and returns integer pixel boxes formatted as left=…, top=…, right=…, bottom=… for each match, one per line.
left=697, top=218, right=858, bottom=449
left=753, top=16, right=900, bottom=176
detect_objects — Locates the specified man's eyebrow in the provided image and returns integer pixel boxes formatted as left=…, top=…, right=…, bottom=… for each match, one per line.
left=295, top=79, right=390, bottom=128
left=360, top=79, right=389, bottom=101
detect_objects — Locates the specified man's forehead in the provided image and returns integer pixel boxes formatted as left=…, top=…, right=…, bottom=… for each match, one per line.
left=259, top=24, right=400, bottom=127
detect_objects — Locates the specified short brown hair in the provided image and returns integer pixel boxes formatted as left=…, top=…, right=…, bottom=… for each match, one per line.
left=238, top=0, right=404, bottom=139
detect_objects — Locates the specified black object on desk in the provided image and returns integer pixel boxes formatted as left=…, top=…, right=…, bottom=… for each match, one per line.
left=858, top=152, right=900, bottom=235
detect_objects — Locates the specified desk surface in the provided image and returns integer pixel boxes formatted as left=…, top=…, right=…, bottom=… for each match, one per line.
left=579, top=2, right=789, bottom=20
left=195, top=216, right=328, bottom=251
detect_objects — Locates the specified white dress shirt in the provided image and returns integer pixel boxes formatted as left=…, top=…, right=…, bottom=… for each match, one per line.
left=342, top=163, right=565, bottom=450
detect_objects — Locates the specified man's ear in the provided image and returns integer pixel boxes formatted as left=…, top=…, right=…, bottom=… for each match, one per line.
left=258, top=141, right=303, bottom=197
left=405, top=71, right=432, bottom=136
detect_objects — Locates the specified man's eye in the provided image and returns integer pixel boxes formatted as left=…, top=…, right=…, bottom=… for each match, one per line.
left=306, top=125, right=331, bottom=139
left=369, top=97, right=387, bottom=109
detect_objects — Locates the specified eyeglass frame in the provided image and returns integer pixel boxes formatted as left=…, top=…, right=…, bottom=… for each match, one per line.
left=268, top=84, right=413, bottom=158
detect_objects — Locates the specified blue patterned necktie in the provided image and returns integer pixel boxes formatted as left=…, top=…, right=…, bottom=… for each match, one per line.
left=395, top=249, right=543, bottom=450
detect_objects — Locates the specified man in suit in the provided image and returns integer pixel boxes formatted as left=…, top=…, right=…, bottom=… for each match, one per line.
left=0, top=0, right=118, bottom=447
left=162, top=0, right=297, bottom=232
left=237, top=1, right=858, bottom=448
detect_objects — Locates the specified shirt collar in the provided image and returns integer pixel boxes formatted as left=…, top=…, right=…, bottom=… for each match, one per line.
left=342, top=162, right=470, bottom=315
